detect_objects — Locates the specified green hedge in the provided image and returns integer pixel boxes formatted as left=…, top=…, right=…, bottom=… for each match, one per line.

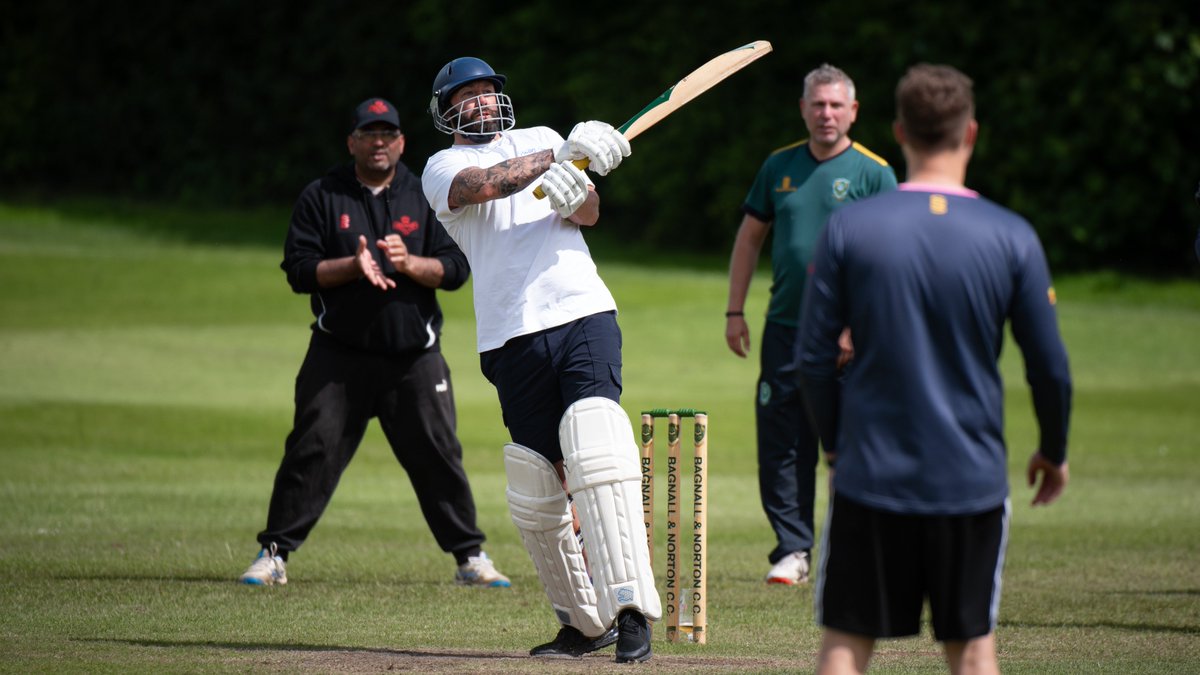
left=3, top=0, right=1198, bottom=271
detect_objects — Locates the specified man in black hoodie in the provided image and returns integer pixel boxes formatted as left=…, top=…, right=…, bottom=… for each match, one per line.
left=239, top=98, right=509, bottom=588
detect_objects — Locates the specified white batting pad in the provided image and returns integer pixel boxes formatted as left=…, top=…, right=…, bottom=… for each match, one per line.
left=503, top=443, right=607, bottom=637
left=559, top=397, right=662, bottom=625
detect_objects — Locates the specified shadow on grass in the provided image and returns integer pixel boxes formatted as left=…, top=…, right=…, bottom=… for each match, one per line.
left=78, top=637, right=519, bottom=660
left=1000, top=620, right=1199, bottom=635
left=49, top=574, right=453, bottom=587
left=1104, top=589, right=1200, bottom=596
left=0, top=193, right=738, bottom=272
left=75, top=637, right=805, bottom=673
left=3, top=193, right=291, bottom=249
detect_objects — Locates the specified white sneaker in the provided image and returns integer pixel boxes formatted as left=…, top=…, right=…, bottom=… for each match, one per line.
left=240, top=542, right=288, bottom=586
left=455, top=551, right=511, bottom=588
left=766, top=550, right=809, bottom=585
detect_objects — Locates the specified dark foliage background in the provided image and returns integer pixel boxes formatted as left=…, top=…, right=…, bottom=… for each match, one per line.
left=3, top=0, right=1198, bottom=272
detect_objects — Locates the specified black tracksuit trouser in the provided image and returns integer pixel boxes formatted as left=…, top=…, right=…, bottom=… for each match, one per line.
left=257, top=331, right=485, bottom=562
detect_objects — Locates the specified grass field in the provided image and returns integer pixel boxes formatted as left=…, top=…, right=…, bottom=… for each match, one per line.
left=1, top=199, right=1198, bottom=673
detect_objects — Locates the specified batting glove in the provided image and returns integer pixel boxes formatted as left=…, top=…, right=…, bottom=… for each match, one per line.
left=540, top=161, right=590, bottom=218
left=554, top=121, right=632, bottom=176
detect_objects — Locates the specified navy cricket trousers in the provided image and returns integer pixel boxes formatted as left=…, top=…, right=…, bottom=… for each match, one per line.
left=757, top=320, right=820, bottom=564
left=479, top=311, right=623, bottom=464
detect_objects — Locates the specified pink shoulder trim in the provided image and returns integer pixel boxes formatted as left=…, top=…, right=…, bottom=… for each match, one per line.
left=899, top=182, right=979, bottom=198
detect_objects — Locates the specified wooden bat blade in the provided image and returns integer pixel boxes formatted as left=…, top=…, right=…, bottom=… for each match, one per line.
left=534, top=40, right=772, bottom=200
left=618, top=40, right=773, bottom=141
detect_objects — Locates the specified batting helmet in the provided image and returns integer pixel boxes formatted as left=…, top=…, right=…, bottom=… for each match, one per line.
left=431, top=57, right=506, bottom=112
left=429, top=57, right=515, bottom=136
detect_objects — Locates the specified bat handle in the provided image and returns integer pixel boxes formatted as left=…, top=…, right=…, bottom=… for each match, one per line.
left=532, top=158, right=592, bottom=200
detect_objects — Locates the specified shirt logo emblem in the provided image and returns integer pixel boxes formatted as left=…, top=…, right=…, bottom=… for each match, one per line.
left=832, top=178, right=851, bottom=201
left=774, top=176, right=797, bottom=193
left=930, top=195, right=949, bottom=215
left=758, top=381, right=772, bottom=406
left=339, top=214, right=351, bottom=230
left=435, top=379, right=448, bottom=393
left=393, top=216, right=419, bottom=235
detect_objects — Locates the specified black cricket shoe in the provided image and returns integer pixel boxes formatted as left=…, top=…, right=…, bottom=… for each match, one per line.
left=530, top=625, right=618, bottom=658
left=614, top=609, right=652, bottom=663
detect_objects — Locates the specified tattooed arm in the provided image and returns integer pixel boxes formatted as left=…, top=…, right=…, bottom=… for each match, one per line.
left=448, top=149, right=554, bottom=209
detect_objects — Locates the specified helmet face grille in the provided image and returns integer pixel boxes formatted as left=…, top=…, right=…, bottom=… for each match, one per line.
left=431, top=91, right=515, bottom=137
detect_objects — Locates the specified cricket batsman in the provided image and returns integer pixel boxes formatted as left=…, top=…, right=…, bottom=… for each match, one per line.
left=420, top=56, right=660, bottom=663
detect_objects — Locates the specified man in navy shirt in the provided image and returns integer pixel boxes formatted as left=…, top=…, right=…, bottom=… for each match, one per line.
left=796, top=64, right=1072, bottom=674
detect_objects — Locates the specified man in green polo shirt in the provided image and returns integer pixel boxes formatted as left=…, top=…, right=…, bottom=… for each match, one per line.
left=724, top=63, right=897, bottom=586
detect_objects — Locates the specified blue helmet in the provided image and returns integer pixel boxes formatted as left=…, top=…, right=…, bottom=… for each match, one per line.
left=429, top=57, right=515, bottom=137
left=430, top=57, right=506, bottom=112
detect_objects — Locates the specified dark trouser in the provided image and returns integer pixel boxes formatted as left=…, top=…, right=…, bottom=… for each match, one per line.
left=757, top=320, right=819, bottom=564
left=479, top=311, right=622, bottom=463
left=257, top=331, right=485, bottom=562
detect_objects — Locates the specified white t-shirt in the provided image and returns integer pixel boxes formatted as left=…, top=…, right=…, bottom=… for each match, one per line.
left=422, top=127, right=618, bottom=352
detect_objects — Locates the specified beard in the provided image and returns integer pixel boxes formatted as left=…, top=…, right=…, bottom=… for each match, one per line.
left=462, top=116, right=502, bottom=144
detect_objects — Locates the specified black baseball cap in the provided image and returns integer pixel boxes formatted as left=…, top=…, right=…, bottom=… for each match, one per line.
left=350, top=98, right=401, bottom=133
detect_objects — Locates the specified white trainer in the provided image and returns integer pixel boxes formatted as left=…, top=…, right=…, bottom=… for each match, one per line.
left=766, top=550, right=809, bottom=585
left=240, top=542, right=288, bottom=586
left=455, top=551, right=512, bottom=588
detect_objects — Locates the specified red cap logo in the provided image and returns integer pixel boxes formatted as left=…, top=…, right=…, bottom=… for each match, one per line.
left=339, top=214, right=350, bottom=230
left=393, top=216, right=419, bottom=235
left=368, top=100, right=390, bottom=114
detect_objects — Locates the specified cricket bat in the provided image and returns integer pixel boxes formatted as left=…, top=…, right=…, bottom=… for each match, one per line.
left=534, top=40, right=773, bottom=199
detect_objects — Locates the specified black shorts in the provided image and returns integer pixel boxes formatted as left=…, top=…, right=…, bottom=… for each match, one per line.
left=816, top=493, right=1009, bottom=642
